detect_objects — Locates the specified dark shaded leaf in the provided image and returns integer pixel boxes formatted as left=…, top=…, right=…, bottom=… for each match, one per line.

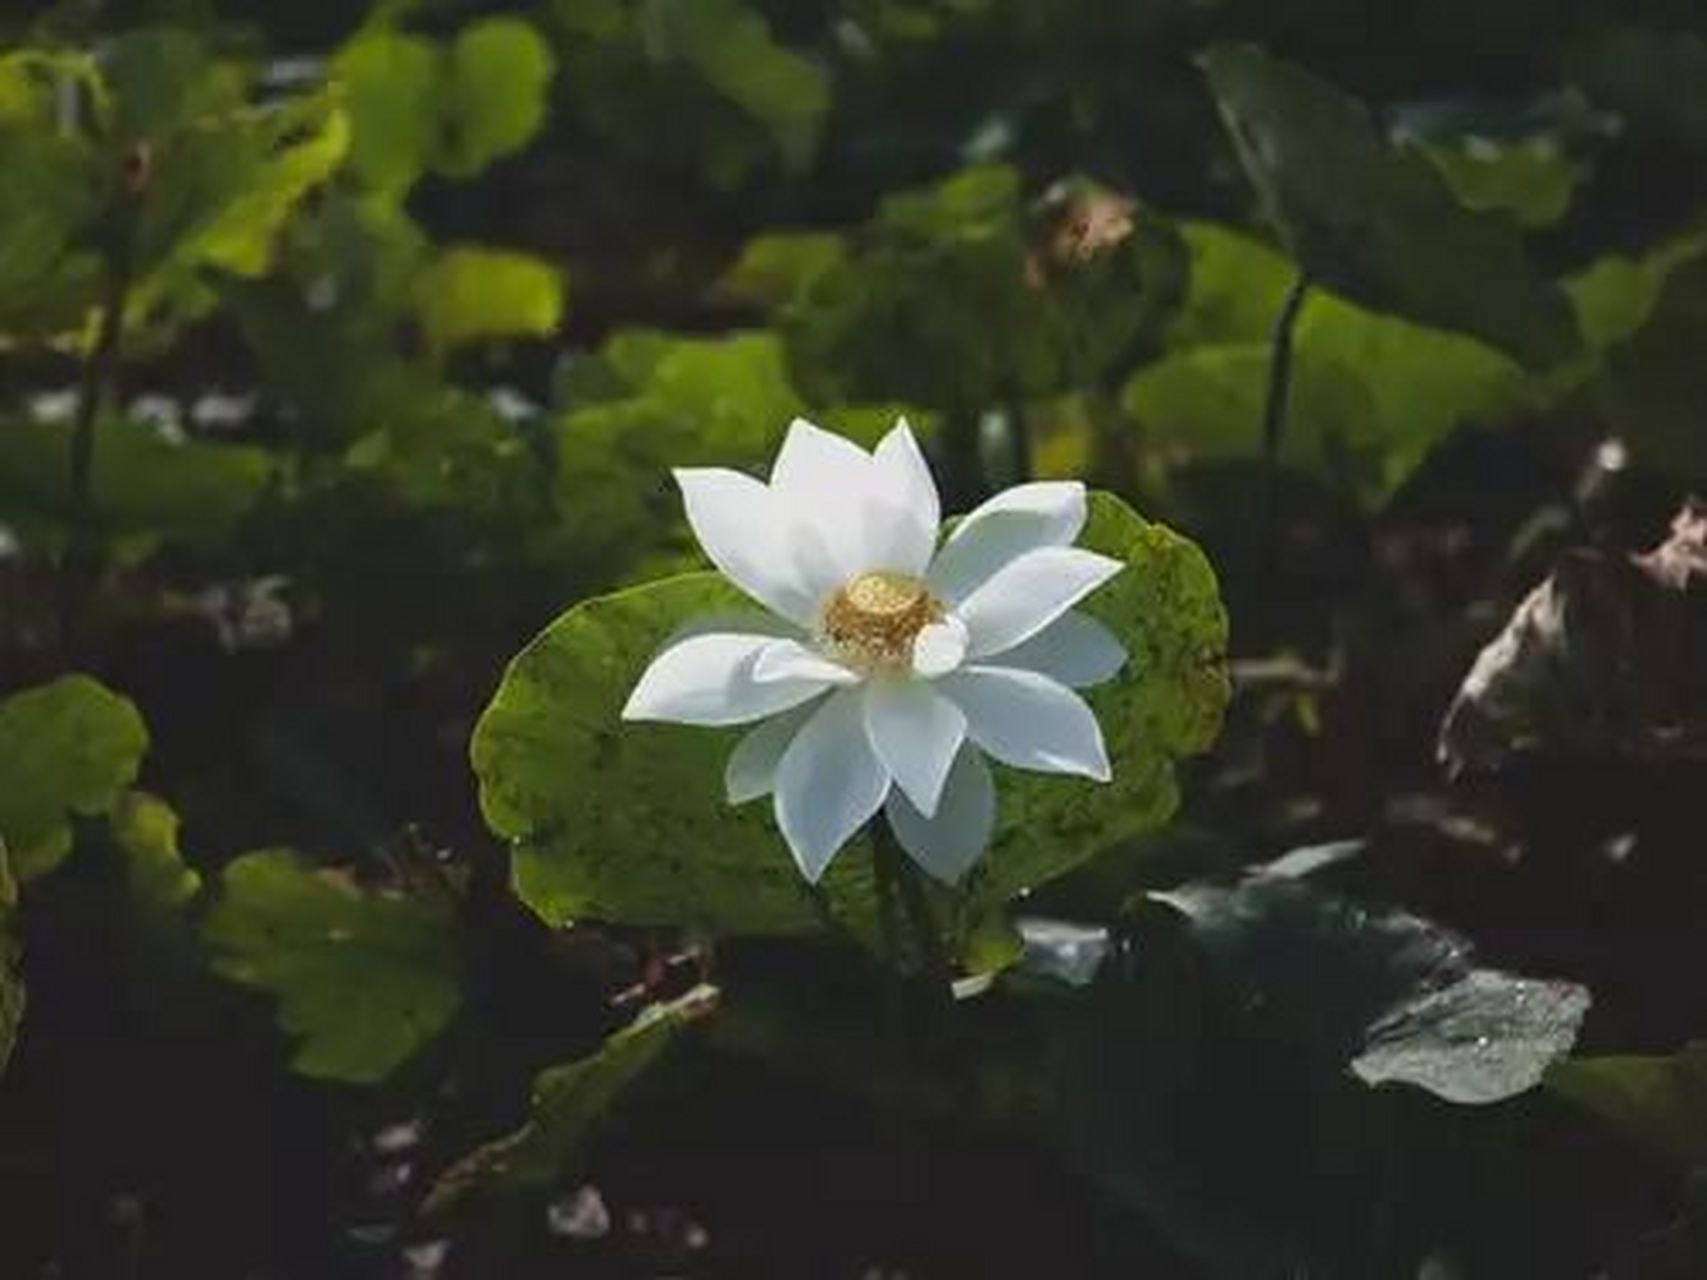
left=0, top=417, right=277, bottom=549
left=1057, top=903, right=1385, bottom=1274
left=103, top=26, right=244, bottom=144
left=1153, top=875, right=1590, bottom=1103
left=1055, top=876, right=1589, bottom=1273
left=423, top=985, right=716, bottom=1212
left=0, top=55, right=100, bottom=330
left=1550, top=1043, right=1707, bottom=1167
left=1569, top=27, right=1707, bottom=148
left=719, top=231, right=847, bottom=311
left=642, top=0, right=828, bottom=167
left=1439, top=502, right=1707, bottom=770
left=0, top=844, right=22, bottom=1080
left=1604, top=246, right=1707, bottom=479
left=1199, top=44, right=1580, bottom=367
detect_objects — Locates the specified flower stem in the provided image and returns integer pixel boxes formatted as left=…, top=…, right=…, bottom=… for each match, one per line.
left=59, top=144, right=147, bottom=664
left=937, top=404, right=987, bottom=512
left=871, top=820, right=953, bottom=1001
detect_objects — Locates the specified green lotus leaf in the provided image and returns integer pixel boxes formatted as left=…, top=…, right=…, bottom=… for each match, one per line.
left=472, top=492, right=1228, bottom=937
left=0, top=676, right=149, bottom=882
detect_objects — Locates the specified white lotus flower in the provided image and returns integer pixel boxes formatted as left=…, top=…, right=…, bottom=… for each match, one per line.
left=622, top=418, right=1127, bottom=885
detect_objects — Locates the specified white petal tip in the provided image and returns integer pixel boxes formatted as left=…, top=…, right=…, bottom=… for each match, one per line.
left=785, top=832, right=836, bottom=884
left=1078, top=748, right=1114, bottom=783
left=1087, top=552, right=1124, bottom=582
left=782, top=416, right=837, bottom=449
left=1057, top=749, right=1112, bottom=783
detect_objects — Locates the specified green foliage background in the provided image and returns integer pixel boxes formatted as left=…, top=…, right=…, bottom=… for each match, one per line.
left=1, top=1, right=1706, bottom=1276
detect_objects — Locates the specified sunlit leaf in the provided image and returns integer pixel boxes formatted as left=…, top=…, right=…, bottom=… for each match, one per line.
left=423, top=985, right=716, bottom=1212
left=1164, top=220, right=1300, bottom=349
left=0, top=676, right=148, bottom=882
left=332, top=28, right=439, bottom=193
left=438, top=17, right=557, bottom=177
left=414, top=244, right=565, bottom=353
left=129, top=93, right=351, bottom=335
left=202, top=849, right=463, bottom=1085
left=335, top=17, right=554, bottom=191
left=966, top=495, right=1229, bottom=915
left=1135, top=223, right=1526, bottom=499
left=109, top=790, right=202, bottom=917
left=156, top=99, right=350, bottom=280
left=1125, top=343, right=1375, bottom=480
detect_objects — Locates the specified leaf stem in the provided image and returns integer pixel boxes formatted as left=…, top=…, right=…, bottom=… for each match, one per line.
left=59, top=144, right=147, bottom=664
left=1004, top=399, right=1033, bottom=485
left=1261, top=270, right=1311, bottom=543
left=938, top=403, right=987, bottom=513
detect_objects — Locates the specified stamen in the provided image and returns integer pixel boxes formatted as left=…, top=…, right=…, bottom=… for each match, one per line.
left=821, top=571, right=940, bottom=670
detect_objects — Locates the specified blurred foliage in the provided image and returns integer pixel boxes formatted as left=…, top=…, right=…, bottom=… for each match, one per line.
left=0, top=675, right=147, bottom=881
left=2, top=0, right=1707, bottom=1274
left=109, top=789, right=203, bottom=918
left=1551, top=1043, right=1707, bottom=1169
left=201, top=847, right=464, bottom=1084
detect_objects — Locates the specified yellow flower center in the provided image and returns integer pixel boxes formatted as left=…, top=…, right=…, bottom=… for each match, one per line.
left=821, top=571, right=940, bottom=670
